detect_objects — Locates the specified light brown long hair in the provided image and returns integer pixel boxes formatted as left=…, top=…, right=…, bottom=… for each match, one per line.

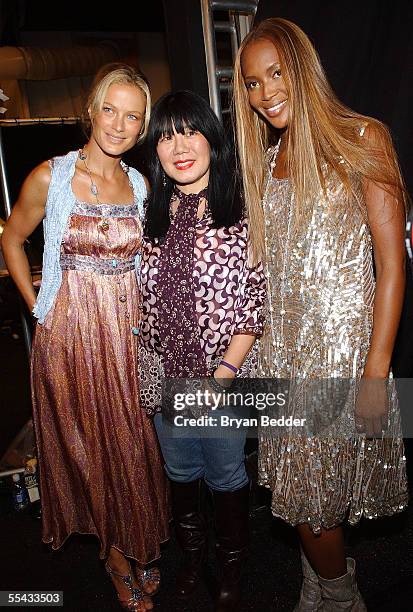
left=232, top=18, right=407, bottom=261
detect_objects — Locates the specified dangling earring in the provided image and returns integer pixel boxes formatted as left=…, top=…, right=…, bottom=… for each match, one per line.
left=162, top=171, right=167, bottom=187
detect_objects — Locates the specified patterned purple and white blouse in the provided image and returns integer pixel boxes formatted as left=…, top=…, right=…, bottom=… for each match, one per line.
left=138, top=200, right=267, bottom=415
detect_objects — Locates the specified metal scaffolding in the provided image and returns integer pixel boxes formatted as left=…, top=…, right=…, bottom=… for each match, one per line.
left=200, top=0, right=259, bottom=118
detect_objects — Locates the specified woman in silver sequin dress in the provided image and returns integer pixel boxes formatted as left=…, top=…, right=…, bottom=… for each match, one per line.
left=233, top=18, right=409, bottom=612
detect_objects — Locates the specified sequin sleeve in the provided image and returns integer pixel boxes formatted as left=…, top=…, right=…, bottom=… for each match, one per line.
left=233, top=255, right=266, bottom=337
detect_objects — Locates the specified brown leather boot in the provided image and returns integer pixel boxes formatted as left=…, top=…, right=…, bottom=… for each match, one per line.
left=171, top=479, right=207, bottom=599
left=212, top=483, right=250, bottom=612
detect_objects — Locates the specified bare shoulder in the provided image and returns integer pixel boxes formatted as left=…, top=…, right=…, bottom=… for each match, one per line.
left=26, top=160, right=52, bottom=191
left=16, top=160, right=51, bottom=211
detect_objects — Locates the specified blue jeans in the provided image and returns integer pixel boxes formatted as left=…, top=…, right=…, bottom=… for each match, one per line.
left=154, top=410, right=249, bottom=492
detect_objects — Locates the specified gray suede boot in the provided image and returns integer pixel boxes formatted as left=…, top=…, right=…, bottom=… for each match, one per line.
left=293, top=547, right=322, bottom=611
left=318, top=558, right=367, bottom=611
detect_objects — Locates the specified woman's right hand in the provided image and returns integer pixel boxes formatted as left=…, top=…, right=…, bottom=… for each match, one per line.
left=354, top=376, right=389, bottom=437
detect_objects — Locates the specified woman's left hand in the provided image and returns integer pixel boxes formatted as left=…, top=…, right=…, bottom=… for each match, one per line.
left=200, top=367, right=236, bottom=410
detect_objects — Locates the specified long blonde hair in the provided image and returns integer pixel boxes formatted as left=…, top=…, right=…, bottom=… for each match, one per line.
left=84, top=62, right=151, bottom=143
left=233, top=18, right=407, bottom=261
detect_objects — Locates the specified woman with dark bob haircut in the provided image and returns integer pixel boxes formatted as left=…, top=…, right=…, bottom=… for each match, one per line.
left=138, top=90, right=266, bottom=611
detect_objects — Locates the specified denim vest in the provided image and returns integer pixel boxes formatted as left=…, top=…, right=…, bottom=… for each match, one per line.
left=33, top=150, right=146, bottom=324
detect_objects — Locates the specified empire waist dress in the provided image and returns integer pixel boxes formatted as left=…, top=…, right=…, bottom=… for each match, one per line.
left=258, top=158, right=408, bottom=533
left=31, top=199, right=170, bottom=562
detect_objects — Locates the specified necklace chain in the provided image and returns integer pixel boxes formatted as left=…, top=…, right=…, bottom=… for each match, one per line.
left=269, top=139, right=281, bottom=173
left=79, top=149, right=100, bottom=203
left=78, top=148, right=130, bottom=233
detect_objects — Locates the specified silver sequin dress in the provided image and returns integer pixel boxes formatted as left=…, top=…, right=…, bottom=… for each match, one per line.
left=258, top=149, right=408, bottom=533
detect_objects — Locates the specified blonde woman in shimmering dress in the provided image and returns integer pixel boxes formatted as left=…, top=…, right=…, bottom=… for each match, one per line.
left=233, top=18, right=409, bottom=612
left=2, top=65, right=170, bottom=612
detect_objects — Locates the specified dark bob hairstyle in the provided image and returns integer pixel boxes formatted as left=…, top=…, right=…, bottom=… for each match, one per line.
left=144, top=90, right=243, bottom=239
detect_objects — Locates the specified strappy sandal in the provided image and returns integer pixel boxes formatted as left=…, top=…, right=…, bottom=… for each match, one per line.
left=136, top=566, right=161, bottom=596
left=105, top=562, right=152, bottom=611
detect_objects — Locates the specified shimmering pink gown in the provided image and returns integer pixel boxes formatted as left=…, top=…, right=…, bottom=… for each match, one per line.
left=31, top=199, right=170, bottom=563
